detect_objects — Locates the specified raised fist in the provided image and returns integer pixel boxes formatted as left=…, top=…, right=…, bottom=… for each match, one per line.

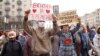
left=25, top=10, right=30, bottom=16
left=52, top=14, right=57, bottom=21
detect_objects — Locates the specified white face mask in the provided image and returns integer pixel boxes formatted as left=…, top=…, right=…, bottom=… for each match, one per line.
left=38, top=22, right=45, bottom=28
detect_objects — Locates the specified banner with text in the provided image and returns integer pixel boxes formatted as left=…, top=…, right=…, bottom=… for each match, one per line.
left=30, top=3, right=53, bottom=21
left=57, top=10, right=79, bottom=26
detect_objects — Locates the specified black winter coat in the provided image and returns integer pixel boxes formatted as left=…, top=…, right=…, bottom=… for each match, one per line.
left=0, top=40, right=23, bottom=56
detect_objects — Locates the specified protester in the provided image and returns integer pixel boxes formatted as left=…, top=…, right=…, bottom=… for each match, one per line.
left=57, top=18, right=80, bottom=56
left=73, top=30, right=82, bottom=56
left=87, top=26, right=96, bottom=43
left=78, top=24, right=95, bottom=56
left=0, top=35, right=5, bottom=54
left=21, top=31, right=33, bottom=56
left=0, top=32, right=8, bottom=54
left=93, top=26, right=100, bottom=56
left=0, top=30, right=23, bottom=56
left=23, top=10, right=58, bottom=56
left=17, top=31, right=26, bottom=49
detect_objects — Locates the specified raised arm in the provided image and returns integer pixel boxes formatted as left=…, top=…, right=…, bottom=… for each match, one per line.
left=48, top=15, right=58, bottom=36
left=70, top=18, right=81, bottom=34
left=23, top=10, right=32, bottom=35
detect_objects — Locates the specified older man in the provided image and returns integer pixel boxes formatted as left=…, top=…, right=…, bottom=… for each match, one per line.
left=23, top=10, right=58, bottom=56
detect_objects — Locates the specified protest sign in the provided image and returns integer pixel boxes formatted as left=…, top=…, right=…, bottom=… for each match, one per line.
left=30, top=3, right=53, bottom=21
left=57, top=10, right=79, bottom=26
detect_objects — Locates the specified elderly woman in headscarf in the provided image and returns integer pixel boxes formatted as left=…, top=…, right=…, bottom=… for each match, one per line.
left=93, top=26, right=100, bottom=56
left=0, top=30, right=23, bottom=56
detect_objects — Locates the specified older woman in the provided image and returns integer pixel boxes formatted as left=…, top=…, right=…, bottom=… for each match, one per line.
left=0, top=30, right=23, bottom=56
left=57, top=20, right=81, bottom=56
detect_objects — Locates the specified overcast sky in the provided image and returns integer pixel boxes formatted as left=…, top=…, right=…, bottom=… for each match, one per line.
left=32, top=0, right=100, bottom=16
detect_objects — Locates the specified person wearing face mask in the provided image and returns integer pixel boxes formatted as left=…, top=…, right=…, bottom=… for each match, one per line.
left=23, top=10, right=58, bottom=56
left=0, top=30, right=23, bottom=56
left=17, top=30, right=33, bottom=56
left=93, top=27, right=100, bottom=56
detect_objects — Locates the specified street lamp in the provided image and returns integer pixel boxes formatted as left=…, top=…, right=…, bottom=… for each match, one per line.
left=3, top=17, right=6, bottom=31
left=4, top=17, right=8, bottom=31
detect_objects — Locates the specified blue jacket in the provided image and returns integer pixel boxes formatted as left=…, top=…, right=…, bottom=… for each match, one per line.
left=88, top=30, right=95, bottom=41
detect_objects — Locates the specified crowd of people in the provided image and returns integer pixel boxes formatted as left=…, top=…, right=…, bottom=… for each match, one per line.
left=0, top=10, right=100, bottom=56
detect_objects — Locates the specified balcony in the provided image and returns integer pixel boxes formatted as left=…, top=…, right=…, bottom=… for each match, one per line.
left=17, top=8, right=22, bottom=12
left=5, top=1, right=10, bottom=5
left=5, top=7, right=10, bottom=12
left=17, top=0, right=22, bottom=5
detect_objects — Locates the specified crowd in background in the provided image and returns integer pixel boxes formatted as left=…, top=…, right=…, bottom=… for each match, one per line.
left=0, top=10, right=100, bottom=56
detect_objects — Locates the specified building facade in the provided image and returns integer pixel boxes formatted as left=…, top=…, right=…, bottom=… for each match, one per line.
left=0, top=0, right=3, bottom=30
left=0, top=0, right=31, bottom=30
left=0, top=0, right=2, bottom=17
left=81, top=8, right=100, bottom=28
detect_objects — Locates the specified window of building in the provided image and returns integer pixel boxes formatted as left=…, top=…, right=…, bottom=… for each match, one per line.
left=5, top=14, right=10, bottom=18
left=0, top=11, right=2, bottom=15
left=12, top=5, right=15, bottom=8
left=17, top=0, right=22, bottom=5
left=0, top=0, right=3, bottom=2
left=17, top=8, right=22, bottom=12
left=17, top=11, right=21, bottom=15
left=5, top=1, right=10, bottom=5
left=5, top=7, right=10, bottom=11
left=24, top=4, right=26, bottom=6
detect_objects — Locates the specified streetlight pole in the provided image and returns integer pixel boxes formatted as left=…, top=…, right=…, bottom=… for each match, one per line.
left=4, top=17, right=7, bottom=31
